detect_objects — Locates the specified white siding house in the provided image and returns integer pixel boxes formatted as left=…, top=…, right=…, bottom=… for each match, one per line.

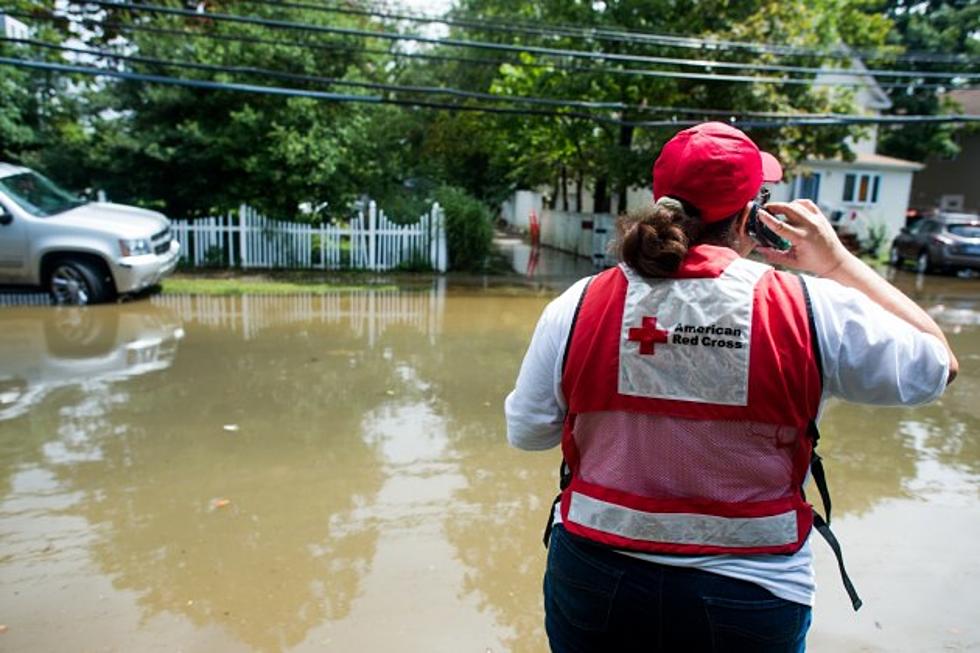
left=767, top=60, right=924, bottom=249
left=768, top=153, right=923, bottom=246
left=2, top=14, right=30, bottom=40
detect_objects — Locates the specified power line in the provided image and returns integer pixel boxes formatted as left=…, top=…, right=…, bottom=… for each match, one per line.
left=242, top=0, right=980, bottom=66
left=0, top=55, right=628, bottom=125
left=16, top=8, right=969, bottom=92
left=2, top=36, right=906, bottom=120
left=66, top=1, right=980, bottom=82
left=2, top=55, right=977, bottom=129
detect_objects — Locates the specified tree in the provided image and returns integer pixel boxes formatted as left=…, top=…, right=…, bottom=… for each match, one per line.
left=0, top=2, right=82, bottom=166
left=874, top=0, right=979, bottom=162
left=422, top=0, right=893, bottom=213
left=4, top=0, right=411, bottom=218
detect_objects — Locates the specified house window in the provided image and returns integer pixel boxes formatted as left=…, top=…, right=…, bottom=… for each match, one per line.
left=795, top=173, right=820, bottom=202
left=843, top=172, right=882, bottom=205
left=940, top=194, right=964, bottom=210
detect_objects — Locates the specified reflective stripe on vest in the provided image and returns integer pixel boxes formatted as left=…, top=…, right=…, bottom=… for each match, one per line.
left=567, top=491, right=799, bottom=548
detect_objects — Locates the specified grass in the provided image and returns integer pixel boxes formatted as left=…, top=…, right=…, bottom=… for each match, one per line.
left=161, top=275, right=398, bottom=296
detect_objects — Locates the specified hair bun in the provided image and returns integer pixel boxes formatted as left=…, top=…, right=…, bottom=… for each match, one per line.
left=617, top=199, right=695, bottom=277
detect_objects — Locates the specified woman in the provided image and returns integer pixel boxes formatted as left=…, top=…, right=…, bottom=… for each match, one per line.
left=505, top=122, right=957, bottom=652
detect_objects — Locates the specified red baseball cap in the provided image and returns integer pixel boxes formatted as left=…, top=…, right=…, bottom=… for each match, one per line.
left=652, top=122, right=783, bottom=223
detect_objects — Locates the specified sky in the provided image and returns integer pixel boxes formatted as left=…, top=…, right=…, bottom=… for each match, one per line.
left=397, top=0, right=456, bottom=13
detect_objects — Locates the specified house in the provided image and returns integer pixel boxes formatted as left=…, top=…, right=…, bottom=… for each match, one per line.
left=908, top=89, right=980, bottom=215
left=502, top=59, right=926, bottom=256
left=767, top=153, right=923, bottom=248
left=1, top=13, right=30, bottom=40
left=766, top=60, right=924, bottom=249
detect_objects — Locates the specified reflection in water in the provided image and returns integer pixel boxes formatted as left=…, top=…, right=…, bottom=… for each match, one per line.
left=153, top=281, right=446, bottom=345
left=0, top=271, right=978, bottom=652
left=0, top=303, right=183, bottom=422
left=496, top=236, right=596, bottom=282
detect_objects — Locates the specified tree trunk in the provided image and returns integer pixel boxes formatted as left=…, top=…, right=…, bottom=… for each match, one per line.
left=575, top=171, right=583, bottom=213
left=561, top=165, right=569, bottom=212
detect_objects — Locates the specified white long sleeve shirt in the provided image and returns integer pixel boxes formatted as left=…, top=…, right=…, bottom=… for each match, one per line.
left=505, top=269, right=949, bottom=605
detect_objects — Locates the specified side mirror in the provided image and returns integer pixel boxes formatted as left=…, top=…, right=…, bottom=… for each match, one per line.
left=0, top=207, right=12, bottom=226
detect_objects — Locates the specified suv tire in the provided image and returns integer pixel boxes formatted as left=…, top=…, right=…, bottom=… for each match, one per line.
left=48, top=258, right=115, bottom=305
left=915, top=250, right=933, bottom=275
left=889, top=245, right=904, bottom=268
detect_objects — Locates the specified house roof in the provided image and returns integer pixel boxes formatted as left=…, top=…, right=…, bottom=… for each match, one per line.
left=813, top=58, right=892, bottom=111
left=803, top=151, right=924, bottom=172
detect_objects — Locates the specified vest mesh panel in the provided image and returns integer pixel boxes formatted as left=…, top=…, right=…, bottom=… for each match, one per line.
left=573, top=412, right=802, bottom=503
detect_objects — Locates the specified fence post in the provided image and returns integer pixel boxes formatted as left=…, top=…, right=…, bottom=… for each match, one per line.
left=239, top=204, right=248, bottom=268
left=433, top=202, right=448, bottom=273
left=368, top=200, right=378, bottom=271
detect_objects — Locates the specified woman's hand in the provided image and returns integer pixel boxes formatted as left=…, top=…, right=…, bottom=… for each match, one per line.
left=754, top=200, right=855, bottom=277
left=757, top=200, right=957, bottom=383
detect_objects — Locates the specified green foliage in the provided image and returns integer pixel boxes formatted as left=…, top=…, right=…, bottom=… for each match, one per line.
left=436, top=0, right=895, bottom=212
left=2, top=0, right=947, bottom=248
left=161, top=275, right=396, bottom=295
left=873, top=0, right=979, bottom=162
left=864, top=220, right=889, bottom=257
left=1, top=0, right=399, bottom=219
left=395, top=248, right=434, bottom=273
left=433, top=186, right=495, bottom=272
left=0, top=66, right=36, bottom=157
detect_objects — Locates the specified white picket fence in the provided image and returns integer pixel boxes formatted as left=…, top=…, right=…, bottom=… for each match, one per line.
left=170, top=201, right=448, bottom=272
left=539, top=209, right=616, bottom=268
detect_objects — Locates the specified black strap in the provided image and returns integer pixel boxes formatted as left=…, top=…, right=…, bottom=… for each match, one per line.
left=809, top=425, right=861, bottom=610
left=814, top=511, right=863, bottom=611
left=809, top=446, right=833, bottom=524
left=542, top=461, right=572, bottom=548
left=560, top=275, right=594, bottom=375
left=798, top=274, right=825, bottom=382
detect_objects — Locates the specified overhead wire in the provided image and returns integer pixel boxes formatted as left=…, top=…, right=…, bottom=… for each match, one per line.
left=1, top=36, right=910, bottom=119
left=14, top=8, right=970, bottom=91
left=2, top=55, right=976, bottom=129
left=243, top=0, right=980, bottom=66
left=65, top=1, right=980, bottom=82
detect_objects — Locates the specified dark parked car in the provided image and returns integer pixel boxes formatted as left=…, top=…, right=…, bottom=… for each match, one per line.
left=889, top=212, right=980, bottom=274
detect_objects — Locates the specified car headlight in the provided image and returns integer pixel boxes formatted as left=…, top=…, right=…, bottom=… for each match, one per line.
left=119, top=238, right=153, bottom=257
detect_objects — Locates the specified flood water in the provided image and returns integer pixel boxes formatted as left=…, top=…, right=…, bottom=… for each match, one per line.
left=0, top=268, right=977, bottom=652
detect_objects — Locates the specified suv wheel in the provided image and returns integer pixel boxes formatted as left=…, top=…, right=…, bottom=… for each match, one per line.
left=916, top=250, right=932, bottom=275
left=889, top=245, right=904, bottom=268
left=48, top=259, right=113, bottom=305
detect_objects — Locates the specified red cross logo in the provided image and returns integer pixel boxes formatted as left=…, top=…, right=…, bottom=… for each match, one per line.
left=627, top=316, right=669, bottom=355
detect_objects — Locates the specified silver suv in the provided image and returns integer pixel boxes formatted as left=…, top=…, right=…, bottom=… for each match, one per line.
left=0, top=163, right=180, bottom=304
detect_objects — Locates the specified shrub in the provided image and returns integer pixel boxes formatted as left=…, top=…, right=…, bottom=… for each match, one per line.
left=433, top=185, right=494, bottom=272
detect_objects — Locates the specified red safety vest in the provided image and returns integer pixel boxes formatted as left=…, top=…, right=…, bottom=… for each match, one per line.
left=559, top=245, right=822, bottom=556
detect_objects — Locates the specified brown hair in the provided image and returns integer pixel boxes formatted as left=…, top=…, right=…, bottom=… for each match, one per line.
left=615, top=197, right=737, bottom=277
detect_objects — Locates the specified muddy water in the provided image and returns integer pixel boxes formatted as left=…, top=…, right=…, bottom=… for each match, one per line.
left=0, top=270, right=977, bottom=653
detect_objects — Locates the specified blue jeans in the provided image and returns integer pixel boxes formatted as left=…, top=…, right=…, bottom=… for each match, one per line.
left=544, top=525, right=811, bottom=653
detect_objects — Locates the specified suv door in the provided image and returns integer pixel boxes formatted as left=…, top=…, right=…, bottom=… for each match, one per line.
left=0, top=199, right=28, bottom=283
left=900, top=219, right=933, bottom=258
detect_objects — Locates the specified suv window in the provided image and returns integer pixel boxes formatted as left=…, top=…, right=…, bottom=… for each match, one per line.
left=948, top=224, right=980, bottom=238
left=912, top=220, right=938, bottom=235
left=0, top=172, right=85, bottom=217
